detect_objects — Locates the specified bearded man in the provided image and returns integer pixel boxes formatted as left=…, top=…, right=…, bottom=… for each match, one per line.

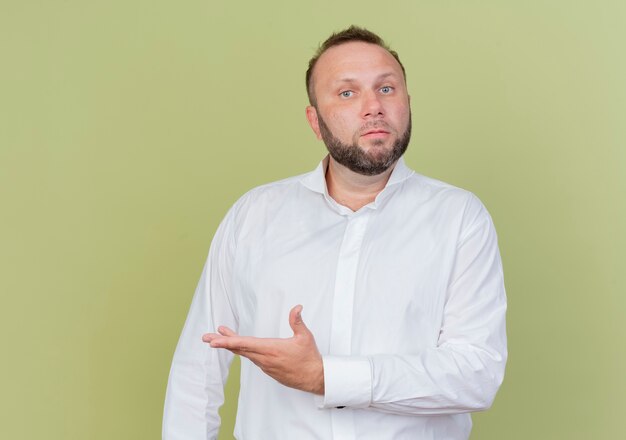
left=163, top=25, right=507, bottom=440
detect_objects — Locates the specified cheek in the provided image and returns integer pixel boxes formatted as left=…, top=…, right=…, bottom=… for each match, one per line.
left=388, top=105, right=410, bottom=129
left=326, top=109, right=349, bottom=125
left=326, top=112, right=354, bottom=136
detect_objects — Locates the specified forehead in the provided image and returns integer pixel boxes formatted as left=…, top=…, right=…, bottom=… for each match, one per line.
left=312, top=41, right=404, bottom=87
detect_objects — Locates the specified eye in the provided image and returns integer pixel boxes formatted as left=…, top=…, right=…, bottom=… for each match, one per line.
left=340, top=90, right=354, bottom=98
left=380, top=86, right=393, bottom=94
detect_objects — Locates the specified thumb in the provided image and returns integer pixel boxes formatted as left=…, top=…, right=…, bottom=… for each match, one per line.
left=289, top=304, right=308, bottom=336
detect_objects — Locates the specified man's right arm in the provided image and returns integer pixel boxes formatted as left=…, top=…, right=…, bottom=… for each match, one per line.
left=162, top=207, right=239, bottom=440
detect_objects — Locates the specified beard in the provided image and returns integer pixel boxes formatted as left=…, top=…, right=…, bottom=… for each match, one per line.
left=317, top=111, right=412, bottom=176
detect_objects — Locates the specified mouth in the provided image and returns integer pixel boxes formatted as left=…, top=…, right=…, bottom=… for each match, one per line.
left=361, top=129, right=390, bottom=138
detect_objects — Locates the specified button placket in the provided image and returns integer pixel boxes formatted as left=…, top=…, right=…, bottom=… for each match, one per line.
left=329, top=212, right=370, bottom=439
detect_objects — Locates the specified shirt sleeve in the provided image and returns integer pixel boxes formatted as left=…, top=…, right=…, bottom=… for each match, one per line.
left=320, top=194, right=507, bottom=415
left=162, top=206, right=239, bottom=439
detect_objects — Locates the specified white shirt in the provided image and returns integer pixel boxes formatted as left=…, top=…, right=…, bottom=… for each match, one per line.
left=163, top=156, right=507, bottom=440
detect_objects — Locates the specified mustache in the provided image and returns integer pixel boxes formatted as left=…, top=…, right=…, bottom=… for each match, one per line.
left=359, top=121, right=393, bottom=135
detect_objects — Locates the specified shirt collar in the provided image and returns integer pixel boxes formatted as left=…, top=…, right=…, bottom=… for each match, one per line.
left=300, top=155, right=414, bottom=209
left=384, top=155, right=414, bottom=188
left=299, top=156, right=329, bottom=195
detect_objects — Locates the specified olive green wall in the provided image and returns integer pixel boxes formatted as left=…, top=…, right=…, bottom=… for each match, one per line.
left=1, top=1, right=624, bottom=439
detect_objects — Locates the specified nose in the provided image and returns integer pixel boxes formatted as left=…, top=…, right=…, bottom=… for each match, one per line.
left=361, top=91, right=384, bottom=119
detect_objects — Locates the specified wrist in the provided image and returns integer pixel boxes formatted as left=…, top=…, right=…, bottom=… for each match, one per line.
left=310, top=358, right=325, bottom=395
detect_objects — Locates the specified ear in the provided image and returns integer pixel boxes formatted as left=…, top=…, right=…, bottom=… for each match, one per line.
left=305, top=105, right=322, bottom=140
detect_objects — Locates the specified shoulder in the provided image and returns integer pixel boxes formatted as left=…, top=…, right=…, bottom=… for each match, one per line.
left=404, top=172, right=483, bottom=208
left=399, top=171, right=494, bottom=231
left=222, top=169, right=313, bottom=226
left=243, top=172, right=308, bottom=201
left=236, top=171, right=310, bottom=208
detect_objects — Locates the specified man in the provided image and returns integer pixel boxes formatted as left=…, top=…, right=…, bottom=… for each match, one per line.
left=163, top=26, right=507, bottom=440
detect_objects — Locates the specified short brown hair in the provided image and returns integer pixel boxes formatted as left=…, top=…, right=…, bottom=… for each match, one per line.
left=305, top=25, right=406, bottom=106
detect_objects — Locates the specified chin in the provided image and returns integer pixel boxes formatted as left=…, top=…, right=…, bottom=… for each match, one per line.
left=360, top=140, right=393, bottom=153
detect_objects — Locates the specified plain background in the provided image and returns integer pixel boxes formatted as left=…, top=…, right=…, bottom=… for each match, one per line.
left=1, top=1, right=624, bottom=439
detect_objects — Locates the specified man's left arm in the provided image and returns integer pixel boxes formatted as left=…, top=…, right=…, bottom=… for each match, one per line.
left=321, top=197, right=507, bottom=414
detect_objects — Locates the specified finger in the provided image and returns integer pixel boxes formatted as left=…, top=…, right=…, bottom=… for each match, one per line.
left=228, top=348, right=263, bottom=361
left=209, top=335, right=277, bottom=354
left=202, top=333, right=221, bottom=343
left=221, top=346, right=271, bottom=369
left=289, top=304, right=309, bottom=336
left=218, top=326, right=238, bottom=336
left=202, top=326, right=238, bottom=343
left=215, top=346, right=252, bottom=359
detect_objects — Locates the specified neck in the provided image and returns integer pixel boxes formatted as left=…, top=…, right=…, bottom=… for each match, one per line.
left=325, top=157, right=397, bottom=212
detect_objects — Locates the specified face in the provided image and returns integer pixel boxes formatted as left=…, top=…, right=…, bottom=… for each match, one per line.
left=306, top=41, right=412, bottom=176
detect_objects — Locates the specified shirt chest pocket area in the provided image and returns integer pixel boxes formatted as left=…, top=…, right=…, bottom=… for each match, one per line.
left=350, top=237, right=453, bottom=353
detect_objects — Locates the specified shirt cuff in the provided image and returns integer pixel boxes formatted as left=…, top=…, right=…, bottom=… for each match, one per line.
left=315, top=355, right=372, bottom=409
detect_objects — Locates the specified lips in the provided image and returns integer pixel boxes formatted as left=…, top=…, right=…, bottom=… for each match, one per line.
left=360, top=123, right=392, bottom=137
left=361, top=129, right=391, bottom=139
